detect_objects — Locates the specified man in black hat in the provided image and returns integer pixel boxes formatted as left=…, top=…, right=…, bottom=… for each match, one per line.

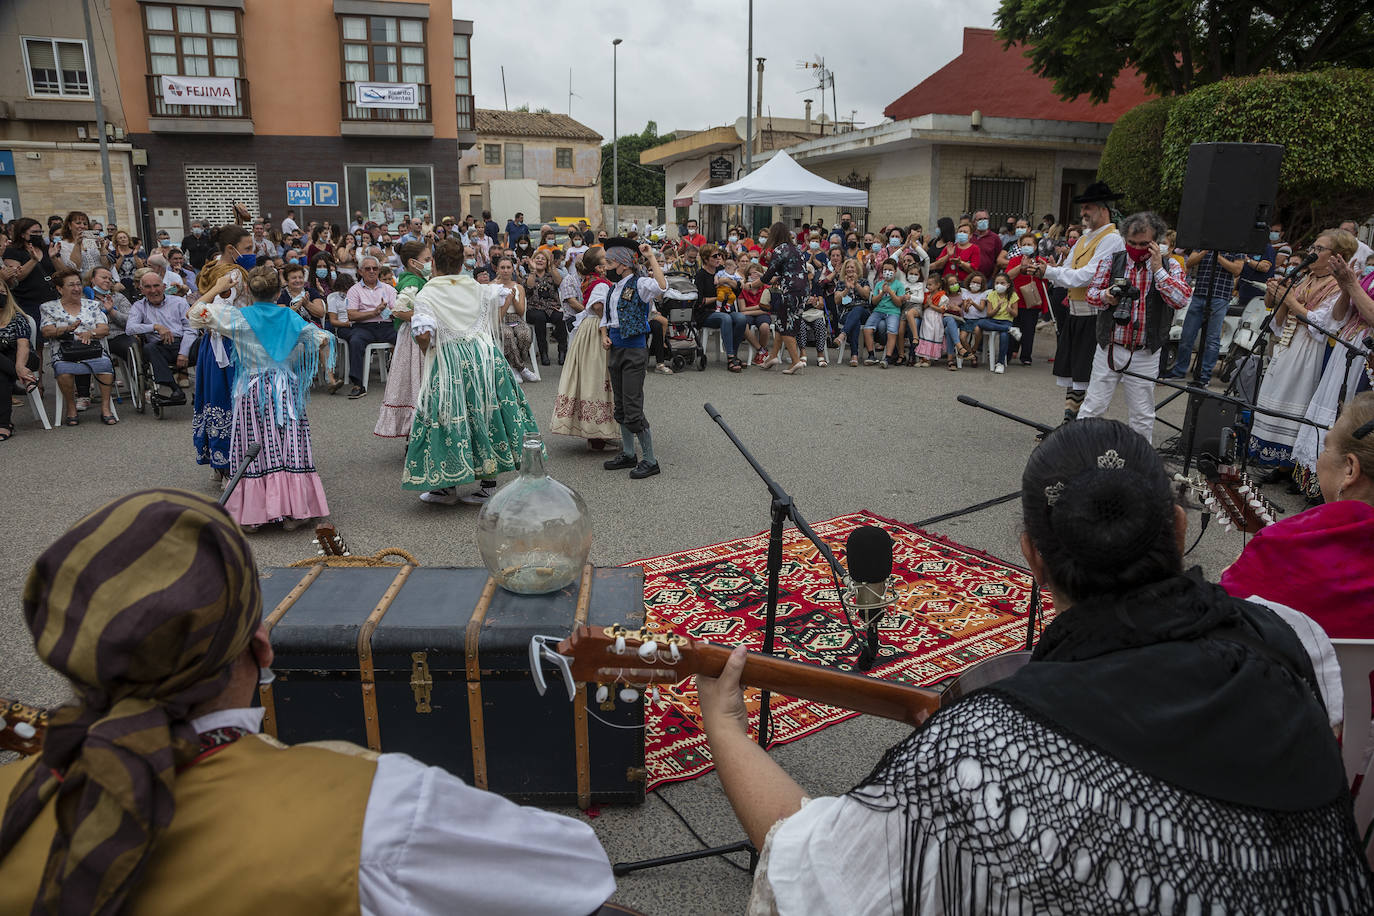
left=1026, top=182, right=1125, bottom=424
left=594, top=238, right=667, bottom=478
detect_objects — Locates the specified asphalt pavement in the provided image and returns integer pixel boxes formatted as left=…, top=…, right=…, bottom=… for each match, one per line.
left=0, top=337, right=1302, bottom=915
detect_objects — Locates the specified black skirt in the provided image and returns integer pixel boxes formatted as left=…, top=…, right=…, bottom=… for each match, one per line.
left=1052, top=312, right=1096, bottom=385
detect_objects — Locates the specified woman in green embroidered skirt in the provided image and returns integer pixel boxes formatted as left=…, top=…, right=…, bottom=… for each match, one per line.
left=402, top=239, right=540, bottom=504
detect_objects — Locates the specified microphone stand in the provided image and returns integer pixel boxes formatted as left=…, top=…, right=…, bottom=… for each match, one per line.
left=219, top=442, right=262, bottom=507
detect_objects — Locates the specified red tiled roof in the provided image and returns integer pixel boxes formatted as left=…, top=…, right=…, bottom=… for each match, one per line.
left=884, top=28, right=1154, bottom=124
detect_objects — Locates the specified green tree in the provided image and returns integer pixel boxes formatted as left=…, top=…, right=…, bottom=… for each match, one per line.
left=600, top=121, right=666, bottom=207
left=1098, top=69, right=1374, bottom=241
left=995, top=0, right=1374, bottom=102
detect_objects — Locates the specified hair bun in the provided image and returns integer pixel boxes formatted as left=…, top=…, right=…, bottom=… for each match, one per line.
left=1049, top=468, right=1166, bottom=567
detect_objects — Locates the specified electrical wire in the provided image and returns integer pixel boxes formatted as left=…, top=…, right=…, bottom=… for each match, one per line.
left=651, top=789, right=754, bottom=872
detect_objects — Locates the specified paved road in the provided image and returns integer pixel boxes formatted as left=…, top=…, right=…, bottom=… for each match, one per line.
left=1, top=343, right=1297, bottom=914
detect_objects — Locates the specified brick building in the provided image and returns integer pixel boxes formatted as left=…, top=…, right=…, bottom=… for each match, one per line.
left=458, top=109, right=602, bottom=227
left=108, top=0, right=476, bottom=237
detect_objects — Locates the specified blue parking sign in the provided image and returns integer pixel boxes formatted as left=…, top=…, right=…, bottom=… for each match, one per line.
left=314, top=181, right=339, bottom=207
left=286, top=181, right=312, bottom=207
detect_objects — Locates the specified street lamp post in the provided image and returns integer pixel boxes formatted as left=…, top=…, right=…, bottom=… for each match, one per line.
left=612, top=38, right=622, bottom=233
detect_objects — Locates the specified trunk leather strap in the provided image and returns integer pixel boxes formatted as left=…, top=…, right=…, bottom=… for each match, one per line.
left=573, top=564, right=594, bottom=809
left=466, top=576, right=498, bottom=789
left=259, top=565, right=325, bottom=737
left=359, top=565, right=415, bottom=751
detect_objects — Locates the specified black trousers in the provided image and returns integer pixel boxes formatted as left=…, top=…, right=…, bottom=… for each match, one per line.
left=607, top=346, right=649, bottom=433
left=347, top=321, right=397, bottom=386
left=648, top=318, right=672, bottom=363
left=142, top=336, right=200, bottom=386
left=528, top=308, right=568, bottom=361
left=1007, top=309, right=1039, bottom=363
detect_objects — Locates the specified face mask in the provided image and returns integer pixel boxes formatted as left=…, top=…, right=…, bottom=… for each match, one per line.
left=1015, top=228, right=1026, bottom=238
left=315, top=267, right=329, bottom=279
left=907, top=275, right=921, bottom=286
left=994, top=283, right=1008, bottom=294
left=871, top=243, right=882, bottom=252
left=889, top=237, right=902, bottom=247
left=809, top=241, right=821, bottom=251
left=235, top=253, right=257, bottom=270
left=969, top=284, right=983, bottom=293
left=419, top=262, right=433, bottom=277
left=1020, top=246, right=1035, bottom=257
left=1269, top=231, right=1280, bottom=242
left=158, top=238, right=170, bottom=247
left=1125, top=244, right=1151, bottom=262
left=727, top=235, right=738, bottom=243
left=882, top=270, right=895, bottom=280
left=948, top=283, right=961, bottom=294
left=1362, top=265, right=1374, bottom=277
left=758, top=236, right=766, bottom=245
left=93, top=285, right=110, bottom=295
left=464, top=258, right=477, bottom=269
left=976, top=219, right=989, bottom=231
left=955, top=232, right=969, bottom=244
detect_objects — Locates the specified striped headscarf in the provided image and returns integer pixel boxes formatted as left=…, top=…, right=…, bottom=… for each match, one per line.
left=0, top=489, right=261, bottom=916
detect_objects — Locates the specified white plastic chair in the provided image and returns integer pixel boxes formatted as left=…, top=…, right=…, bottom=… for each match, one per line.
left=1332, top=639, right=1374, bottom=786
left=20, top=316, right=50, bottom=430
left=360, top=342, right=392, bottom=392
left=50, top=336, right=119, bottom=424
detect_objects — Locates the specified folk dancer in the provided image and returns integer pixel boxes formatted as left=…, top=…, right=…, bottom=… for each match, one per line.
left=595, top=239, right=666, bottom=479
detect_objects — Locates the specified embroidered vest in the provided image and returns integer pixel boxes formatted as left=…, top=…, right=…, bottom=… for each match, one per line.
left=1068, top=225, right=1119, bottom=302
left=0, top=733, right=377, bottom=915
left=615, top=276, right=650, bottom=338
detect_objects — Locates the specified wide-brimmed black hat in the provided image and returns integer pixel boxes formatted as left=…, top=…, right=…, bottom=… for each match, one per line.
left=1071, top=181, right=1124, bottom=205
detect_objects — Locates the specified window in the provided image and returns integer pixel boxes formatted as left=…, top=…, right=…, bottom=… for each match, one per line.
left=453, top=32, right=473, bottom=131
left=504, top=143, right=524, bottom=180
left=143, top=5, right=242, bottom=77
left=967, top=176, right=1032, bottom=225
left=540, top=197, right=584, bottom=220
left=340, top=15, right=427, bottom=83
left=484, top=144, right=501, bottom=165
left=23, top=38, right=90, bottom=98
left=556, top=148, right=574, bottom=170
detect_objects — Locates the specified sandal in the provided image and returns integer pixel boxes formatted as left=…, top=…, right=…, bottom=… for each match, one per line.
left=727, top=356, right=743, bottom=373
left=0, top=424, right=13, bottom=441
left=65, top=415, right=79, bottom=426
left=816, top=358, right=829, bottom=368
left=101, top=414, right=119, bottom=426
left=947, top=360, right=958, bottom=371
left=783, top=358, right=807, bottom=375
left=328, top=376, right=345, bottom=395
left=848, top=356, right=859, bottom=367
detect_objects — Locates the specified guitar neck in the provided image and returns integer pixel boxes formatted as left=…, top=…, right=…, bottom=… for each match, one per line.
left=691, top=642, right=941, bottom=727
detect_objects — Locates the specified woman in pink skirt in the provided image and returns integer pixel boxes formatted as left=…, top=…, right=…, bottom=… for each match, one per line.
left=188, top=266, right=334, bottom=531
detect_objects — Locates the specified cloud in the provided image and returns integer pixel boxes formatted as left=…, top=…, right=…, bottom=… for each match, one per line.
left=466, top=0, right=1003, bottom=142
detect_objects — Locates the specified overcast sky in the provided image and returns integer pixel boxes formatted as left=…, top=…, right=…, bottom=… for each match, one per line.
left=467, top=0, right=1003, bottom=143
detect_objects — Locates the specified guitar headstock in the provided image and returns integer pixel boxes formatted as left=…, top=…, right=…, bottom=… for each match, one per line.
left=313, top=523, right=351, bottom=558
left=1, top=699, right=47, bottom=756
left=531, top=625, right=700, bottom=706
left=1175, top=461, right=1278, bottom=534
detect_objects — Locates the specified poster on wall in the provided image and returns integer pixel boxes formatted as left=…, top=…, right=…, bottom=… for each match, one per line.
left=411, top=195, right=431, bottom=220
left=0, top=199, right=13, bottom=223
left=366, top=168, right=411, bottom=227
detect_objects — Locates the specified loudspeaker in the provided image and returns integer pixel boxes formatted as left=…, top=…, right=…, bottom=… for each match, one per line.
left=1182, top=393, right=1239, bottom=461
left=1174, top=143, right=1284, bottom=252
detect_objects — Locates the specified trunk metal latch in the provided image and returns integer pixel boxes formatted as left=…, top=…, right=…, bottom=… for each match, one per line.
left=410, top=652, right=433, bottom=713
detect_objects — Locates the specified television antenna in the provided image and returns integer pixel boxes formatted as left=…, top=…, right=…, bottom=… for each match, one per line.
left=568, top=67, right=581, bottom=116
left=796, top=56, right=836, bottom=135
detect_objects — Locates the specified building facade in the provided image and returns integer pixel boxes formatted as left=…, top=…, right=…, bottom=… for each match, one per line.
left=1, top=0, right=140, bottom=229
left=108, top=0, right=472, bottom=238
left=458, top=109, right=602, bottom=227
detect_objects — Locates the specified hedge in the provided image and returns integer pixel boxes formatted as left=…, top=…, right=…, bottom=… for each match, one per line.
left=1098, top=97, right=1178, bottom=216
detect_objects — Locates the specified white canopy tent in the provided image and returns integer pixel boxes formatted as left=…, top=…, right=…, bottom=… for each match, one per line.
left=697, top=150, right=868, bottom=207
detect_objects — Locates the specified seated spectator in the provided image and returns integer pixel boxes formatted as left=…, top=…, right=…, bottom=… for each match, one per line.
left=524, top=249, right=567, bottom=366
left=832, top=259, right=871, bottom=367
left=861, top=258, right=905, bottom=367
left=0, top=284, right=38, bottom=441
left=278, top=263, right=328, bottom=326
left=738, top=263, right=774, bottom=365
left=343, top=255, right=398, bottom=399
left=128, top=271, right=196, bottom=405
left=896, top=270, right=930, bottom=365
left=963, top=271, right=1021, bottom=373
left=84, top=265, right=134, bottom=364
left=166, top=248, right=198, bottom=298
left=40, top=268, right=117, bottom=426
left=716, top=257, right=744, bottom=311
left=940, top=273, right=971, bottom=370
left=492, top=255, right=536, bottom=382
left=698, top=418, right=1372, bottom=915
left=697, top=245, right=749, bottom=373
left=958, top=272, right=989, bottom=363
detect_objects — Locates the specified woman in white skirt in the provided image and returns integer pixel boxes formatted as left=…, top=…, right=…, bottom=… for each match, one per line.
left=551, top=247, right=618, bottom=449
left=374, top=240, right=431, bottom=440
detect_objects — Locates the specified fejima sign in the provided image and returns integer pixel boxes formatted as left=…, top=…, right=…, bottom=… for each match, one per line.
left=709, top=156, right=733, bottom=181
left=160, top=75, right=238, bottom=107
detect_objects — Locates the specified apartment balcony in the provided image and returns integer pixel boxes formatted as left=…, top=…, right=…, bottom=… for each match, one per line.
left=145, top=75, right=253, bottom=135
left=340, top=81, right=433, bottom=138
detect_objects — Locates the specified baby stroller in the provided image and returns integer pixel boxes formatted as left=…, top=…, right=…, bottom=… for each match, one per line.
left=661, top=272, right=706, bottom=372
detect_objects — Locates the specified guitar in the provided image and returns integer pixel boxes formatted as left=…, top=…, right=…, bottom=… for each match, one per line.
left=312, top=523, right=351, bottom=558
left=1, top=698, right=48, bottom=756
left=1174, top=458, right=1278, bottom=534
left=531, top=625, right=1031, bottom=728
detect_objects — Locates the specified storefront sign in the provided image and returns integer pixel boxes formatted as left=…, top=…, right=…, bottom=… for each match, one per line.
left=286, top=181, right=312, bottom=207
left=355, top=82, right=420, bottom=110
left=159, top=75, right=238, bottom=107
left=709, top=156, right=733, bottom=181
left=0, top=151, right=14, bottom=176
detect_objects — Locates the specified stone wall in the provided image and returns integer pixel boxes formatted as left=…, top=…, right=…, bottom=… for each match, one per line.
left=10, top=146, right=138, bottom=228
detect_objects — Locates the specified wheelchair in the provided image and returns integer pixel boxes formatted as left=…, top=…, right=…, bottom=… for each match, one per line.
left=121, top=338, right=189, bottom=420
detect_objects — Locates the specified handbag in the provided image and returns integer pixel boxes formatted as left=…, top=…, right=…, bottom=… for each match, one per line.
left=800, top=308, right=825, bottom=323
left=1019, top=281, right=1042, bottom=311
left=60, top=337, right=103, bottom=363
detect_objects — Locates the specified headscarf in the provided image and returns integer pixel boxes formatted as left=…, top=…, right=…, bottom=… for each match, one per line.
left=0, top=489, right=262, bottom=916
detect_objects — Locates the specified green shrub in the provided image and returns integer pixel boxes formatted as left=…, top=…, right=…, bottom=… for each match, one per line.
left=1098, top=97, right=1178, bottom=217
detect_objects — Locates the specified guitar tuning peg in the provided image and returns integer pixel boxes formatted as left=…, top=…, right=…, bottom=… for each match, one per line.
left=637, top=640, right=659, bottom=661
left=13, top=722, right=36, bottom=740
left=619, top=686, right=640, bottom=703
left=1248, top=498, right=1263, bottom=509
left=648, top=686, right=661, bottom=704
left=614, top=635, right=627, bottom=656
left=595, top=684, right=609, bottom=704
left=668, top=642, right=681, bottom=662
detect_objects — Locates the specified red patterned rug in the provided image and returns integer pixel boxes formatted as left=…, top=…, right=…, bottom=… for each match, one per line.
left=637, top=510, right=1054, bottom=789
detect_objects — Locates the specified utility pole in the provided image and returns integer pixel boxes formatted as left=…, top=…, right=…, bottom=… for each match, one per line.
left=612, top=38, right=622, bottom=232
left=744, top=0, right=753, bottom=233
left=82, top=0, right=117, bottom=228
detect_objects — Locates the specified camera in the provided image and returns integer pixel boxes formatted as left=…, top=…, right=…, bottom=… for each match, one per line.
left=1109, top=280, right=1139, bottom=324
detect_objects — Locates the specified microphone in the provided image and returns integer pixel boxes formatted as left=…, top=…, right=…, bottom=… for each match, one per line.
left=844, top=525, right=896, bottom=671
left=1284, top=249, right=1318, bottom=280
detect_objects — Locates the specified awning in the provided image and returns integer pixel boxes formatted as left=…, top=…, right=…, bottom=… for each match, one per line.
left=698, top=151, right=868, bottom=207
left=672, top=167, right=711, bottom=207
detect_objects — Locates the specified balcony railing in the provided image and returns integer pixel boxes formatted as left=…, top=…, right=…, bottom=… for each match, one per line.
left=147, top=75, right=251, bottom=119
left=341, top=81, right=431, bottom=123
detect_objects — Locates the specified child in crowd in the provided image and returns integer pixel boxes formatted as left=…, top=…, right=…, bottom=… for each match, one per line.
left=895, top=269, right=929, bottom=365
left=715, top=257, right=743, bottom=310
left=959, top=272, right=988, bottom=363
left=861, top=258, right=905, bottom=367
left=970, top=272, right=1021, bottom=373
left=378, top=265, right=396, bottom=287
left=941, top=274, right=970, bottom=370
left=739, top=264, right=773, bottom=363
left=914, top=278, right=947, bottom=367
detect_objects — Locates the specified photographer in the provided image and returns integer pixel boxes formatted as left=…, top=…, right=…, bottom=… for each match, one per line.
left=1078, top=212, right=1192, bottom=442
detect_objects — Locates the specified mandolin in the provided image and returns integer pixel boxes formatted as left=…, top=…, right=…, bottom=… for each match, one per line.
left=531, top=625, right=1030, bottom=728
left=1, top=699, right=48, bottom=756
left=1174, top=457, right=1279, bottom=534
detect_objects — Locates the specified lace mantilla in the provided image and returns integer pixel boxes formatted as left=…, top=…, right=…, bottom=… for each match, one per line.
left=849, top=691, right=1371, bottom=915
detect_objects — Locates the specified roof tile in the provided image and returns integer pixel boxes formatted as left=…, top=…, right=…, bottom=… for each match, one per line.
left=475, top=109, right=603, bottom=142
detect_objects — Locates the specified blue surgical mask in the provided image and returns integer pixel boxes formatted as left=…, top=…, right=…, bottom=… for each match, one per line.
left=870, top=242, right=881, bottom=252
left=315, top=267, right=329, bottom=279
left=464, top=258, right=477, bottom=269
left=235, top=254, right=257, bottom=270
left=1269, top=231, right=1280, bottom=242
left=976, top=219, right=989, bottom=231
left=809, top=240, right=821, bottom=251
left=1015, top=228, right=1027, bottom=238
left=191, top=227, right=204, bottom=237
left=955, top=232, right=969, bottom=244
left=728, top=235, right=738, bottom=243
left=889, top=237, right=902, bottom=247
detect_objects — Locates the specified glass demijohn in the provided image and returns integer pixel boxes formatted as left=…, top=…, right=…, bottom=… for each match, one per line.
left=475, top=434, right=593, bottom=594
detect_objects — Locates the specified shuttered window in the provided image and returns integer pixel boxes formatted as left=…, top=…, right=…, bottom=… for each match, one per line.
left=23, top=38, right=91, bottom=98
